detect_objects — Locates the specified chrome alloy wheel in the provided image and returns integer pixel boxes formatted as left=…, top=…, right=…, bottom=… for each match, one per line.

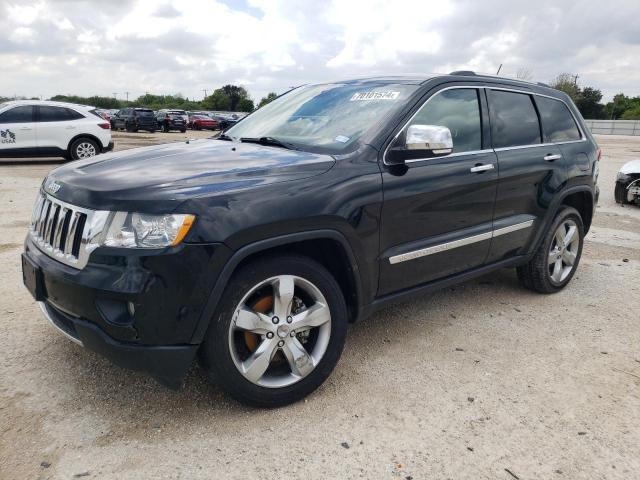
left=76, top=142, right=97, bottom=158
left=228, top=275, right=332, bottom=388
left=548, top=219, right=580, bottom=284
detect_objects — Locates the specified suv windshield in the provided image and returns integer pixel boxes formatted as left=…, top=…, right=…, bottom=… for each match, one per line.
left=225, top=83, right=418, bottom=153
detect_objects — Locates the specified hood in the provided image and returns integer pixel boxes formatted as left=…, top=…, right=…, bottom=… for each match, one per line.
left=46, top=139, right=335, bottom=212
left=620, top=159, right=640, bottom=175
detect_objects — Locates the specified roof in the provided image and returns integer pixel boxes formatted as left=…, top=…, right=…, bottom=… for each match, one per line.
left=325, top=71, right=560, bottom=95
left=0, top=99, right=95, bottom=110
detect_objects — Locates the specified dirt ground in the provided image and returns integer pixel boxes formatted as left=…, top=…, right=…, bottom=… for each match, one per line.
left=1, top=132, right=639, bottom=480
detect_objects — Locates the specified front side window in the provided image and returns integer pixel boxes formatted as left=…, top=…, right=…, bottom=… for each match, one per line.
left=407, top=89, right=482, bottom=154
left=225, top=82, right=419, bottom=153
left=535, top=96, right=581, bottom=142
left=38, top=106, right=84, bottom=122
left=489, top=90, right=541, bottom=148
left=0, top=105, right=34, bottom=124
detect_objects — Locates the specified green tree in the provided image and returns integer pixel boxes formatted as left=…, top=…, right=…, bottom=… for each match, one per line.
left=258, top=92, right=278, bottom=108
left=237, top=97, right=255, bottom=112
left=603, top=93, right=630, bottom=120
left=221, top=84, right=249, bottom=111
left=550, top=73, right=580, bottom=101
left=202, top=89, right=231, bottom=110
left=575, top=87, right=604, bottom=119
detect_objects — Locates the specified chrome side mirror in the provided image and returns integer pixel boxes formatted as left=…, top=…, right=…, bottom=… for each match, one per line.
left=406, top=124, right=453, bottom=154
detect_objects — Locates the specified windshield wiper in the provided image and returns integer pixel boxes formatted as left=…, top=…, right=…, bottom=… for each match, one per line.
left=240, top=136, right=297, bottom=150
left=217, top=133, right=233, bottom=141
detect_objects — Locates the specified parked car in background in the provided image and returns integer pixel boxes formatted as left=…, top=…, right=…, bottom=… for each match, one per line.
left=209, top=114, right=238, bottom=130
left=157, top=109, right=188, bottom=133
left=188, top=114, right=219, bottom=131
left=615, top=160, right=640, bottom=206
left=0, top=100, right=112, bottom=160
left=111, top=108, right=157, bottom=133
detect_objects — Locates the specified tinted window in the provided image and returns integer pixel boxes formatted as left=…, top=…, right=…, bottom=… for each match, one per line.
left=135, top=109, right=154, bottom=117
left=38, top=106, right=84, bottom=122
left=0, top=106, right=34, bottom=123
left=489, top=90, right=541, bottom=148
left=409, top=89, right=482, bottom=153
left=536, top=96, right=581, bottom=142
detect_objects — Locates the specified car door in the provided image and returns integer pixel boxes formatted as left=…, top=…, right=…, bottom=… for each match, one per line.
left=378, top=86, right=498, bottom=296
left=36, top=105, right=85, bottom=153
left=486, top=87, right=566, bottom=263
left=0, top=105, right=37, bottom=155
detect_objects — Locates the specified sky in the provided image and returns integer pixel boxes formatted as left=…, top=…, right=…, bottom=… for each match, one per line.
left=1, top=0, right=639, bottom=103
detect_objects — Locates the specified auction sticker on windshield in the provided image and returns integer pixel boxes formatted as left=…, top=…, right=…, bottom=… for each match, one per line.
left=350, top=91, right=400, bottom=101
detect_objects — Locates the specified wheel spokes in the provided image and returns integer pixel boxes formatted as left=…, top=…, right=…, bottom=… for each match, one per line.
left=564, top=225, right=577, bottom=246
left=273, top=275, right=295, bottom=319
left=234, top=306, right=273, bottom=334
left=551, top=258, right=563, bottom=282
left=554, top=226, right=565, bottom=248
left=291, top=302, right=330, bottom=331
left=282, top=337, right=315, bottom=378
left=241, top=337, right=278, bottom=382
left=548, top=249, right=558, bottom=266
left=562, top=249, right=577, bottom=266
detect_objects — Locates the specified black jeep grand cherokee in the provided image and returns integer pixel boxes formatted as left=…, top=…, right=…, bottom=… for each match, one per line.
left=22, top=73, right=599, bottom=407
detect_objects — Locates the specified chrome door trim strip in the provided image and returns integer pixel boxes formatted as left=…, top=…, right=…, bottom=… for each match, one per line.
left=388, top=231, right=492, bottom=265
left=388, top=220, right=534, bottom=264
left=492, top=220, right=534, bottom=237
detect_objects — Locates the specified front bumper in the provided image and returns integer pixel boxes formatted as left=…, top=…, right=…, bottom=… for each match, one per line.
left=39, top=300, right=197, bottom=388
left=23, top=235, right=229, bottom=387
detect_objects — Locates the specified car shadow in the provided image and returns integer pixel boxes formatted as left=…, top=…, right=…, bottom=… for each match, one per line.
left=46, top=267, right=532, bottom=423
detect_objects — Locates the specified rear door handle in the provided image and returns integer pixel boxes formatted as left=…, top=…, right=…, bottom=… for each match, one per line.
left=19, top=127, right=32, bottom=131
left=470, top=164, right=495, bottom=173
left=544, top=154, right=562, bottom=162
left=65, top=126, right=76, bottom=130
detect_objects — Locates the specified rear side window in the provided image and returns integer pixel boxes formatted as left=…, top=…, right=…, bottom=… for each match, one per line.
left=489, top=90, right=541, bottom=148
left=535, top=96, right=581, bottom=142
left=409, top=88, right=482, bottom=154
left=38, top=106, right=84, bottom=122
left=0, top=105, right=34, bottom=123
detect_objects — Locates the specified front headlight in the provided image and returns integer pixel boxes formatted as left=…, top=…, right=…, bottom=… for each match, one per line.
left=102, top=212, right=195, bottom=248
left=616, top=171, right=630, bottom=182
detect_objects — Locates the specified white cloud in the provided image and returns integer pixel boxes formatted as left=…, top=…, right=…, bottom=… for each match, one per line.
left=0, top=0, right=639, bottom=102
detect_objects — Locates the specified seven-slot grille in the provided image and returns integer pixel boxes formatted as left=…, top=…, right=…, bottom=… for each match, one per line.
left=29, top=193, right=90, bottom=268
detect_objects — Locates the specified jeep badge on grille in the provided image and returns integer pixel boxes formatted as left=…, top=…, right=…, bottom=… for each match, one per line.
left=46, top=181, right=61, bottom=194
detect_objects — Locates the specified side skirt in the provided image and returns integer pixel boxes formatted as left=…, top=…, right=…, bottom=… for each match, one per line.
left=358, top=255, right=528, bottom=321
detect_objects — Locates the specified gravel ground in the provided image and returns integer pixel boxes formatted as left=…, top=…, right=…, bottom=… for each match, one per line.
left=1, top=133, right=639, bottom=480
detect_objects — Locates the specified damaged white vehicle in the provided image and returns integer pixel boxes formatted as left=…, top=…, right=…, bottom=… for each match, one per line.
left=615, top=160, right=640, bottom=206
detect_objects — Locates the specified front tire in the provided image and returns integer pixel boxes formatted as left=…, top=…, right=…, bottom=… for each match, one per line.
left=517, top=207, right=584, bottom=293
left=69, top=137, right=99, bottom=160
left=199, top=255, right=348, bottom=407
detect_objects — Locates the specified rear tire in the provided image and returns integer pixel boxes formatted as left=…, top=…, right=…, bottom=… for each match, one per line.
left=199, top=254, right=348, bottom=408
left=69, top=137, right=99, bottom=160
left=517, top=207, right=584, bottom=293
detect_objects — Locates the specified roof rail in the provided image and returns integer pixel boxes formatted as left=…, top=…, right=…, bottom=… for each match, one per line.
left=449, top=70, right=476, bottom=76
left=536, top=81, right=551, bottom=88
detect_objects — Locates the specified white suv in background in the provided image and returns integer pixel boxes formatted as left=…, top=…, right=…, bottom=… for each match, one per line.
left=0, top=100, right=113, bottom=160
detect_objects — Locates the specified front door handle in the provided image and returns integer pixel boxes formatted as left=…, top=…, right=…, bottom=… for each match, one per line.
left=19, top=127, right=32, bottom=131
left=544, top=154, right=562, bottom=162
left=470, top=164, right=495, bottom=173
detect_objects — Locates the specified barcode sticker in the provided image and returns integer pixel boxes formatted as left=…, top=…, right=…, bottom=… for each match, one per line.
left=350, top=91, right=400, bottom=101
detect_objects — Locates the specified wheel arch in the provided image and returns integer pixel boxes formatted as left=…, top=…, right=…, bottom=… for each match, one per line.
left=67, top=133, right=104, bottom=153
left=190, top=229, right=364, bottom=344
left=528, top=186, right=594, bottom=257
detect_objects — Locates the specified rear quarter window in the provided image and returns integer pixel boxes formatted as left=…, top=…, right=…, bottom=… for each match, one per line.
left=489, top=90, right=541, bottom=148
left=535, top=96, right=582, bottom=142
